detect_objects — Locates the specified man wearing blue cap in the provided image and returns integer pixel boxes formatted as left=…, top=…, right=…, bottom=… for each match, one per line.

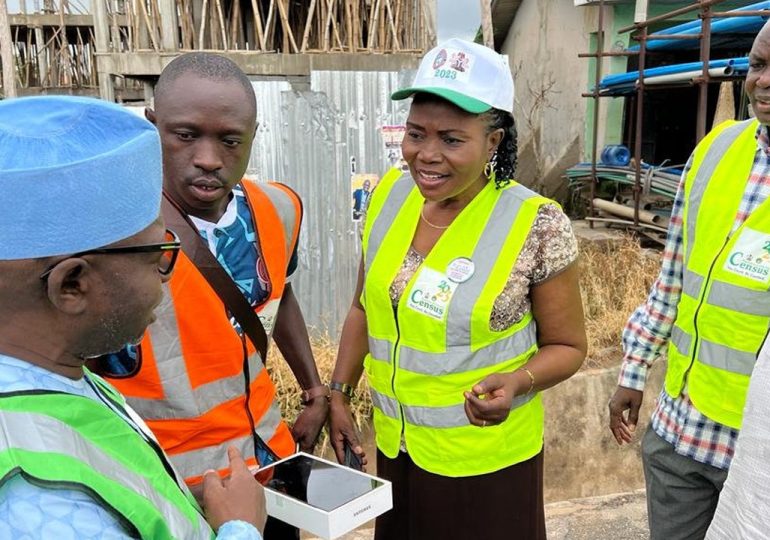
left=0, top=95, right=267, bottom=539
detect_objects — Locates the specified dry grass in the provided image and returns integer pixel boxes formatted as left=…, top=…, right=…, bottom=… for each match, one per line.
left=577, top=235, right=661, bottom=369
left=270, top=233, right=661, bottom=426
left=266, top=334, right=372, bottom=448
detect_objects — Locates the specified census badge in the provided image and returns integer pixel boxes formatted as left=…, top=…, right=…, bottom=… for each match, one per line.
left=406, top=267, right=459, bottom=321
left=723, top=228, right=770, bottom=284
left=446, top=257, right=475, bottom=283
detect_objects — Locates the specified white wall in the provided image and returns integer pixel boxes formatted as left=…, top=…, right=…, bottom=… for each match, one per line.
left=501, top=0, right=608, bottom=198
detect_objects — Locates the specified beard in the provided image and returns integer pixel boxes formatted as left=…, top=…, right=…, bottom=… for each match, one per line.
left=77, top=308, right=148, bottom=359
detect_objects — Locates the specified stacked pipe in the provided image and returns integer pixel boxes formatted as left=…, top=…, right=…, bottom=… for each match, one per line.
left=565, top=163, right=680, bottom=199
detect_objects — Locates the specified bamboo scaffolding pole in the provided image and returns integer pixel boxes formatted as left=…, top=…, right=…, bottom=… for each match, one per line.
left=249, top=0, right=264, bottom=50
left=384, top=0, right=399, bottom=50
left=214, top=0, right=227, bottom=49
left=136, top=0, right=158, bottom=49
left=329, top=0, right=343, bottom=51
left=300, top=0, right=317, bottom=52
left=197, top=0, right=207, bottom=48
left=263, top=0, right=276, bottom=51
left=322, top=0, right=333, bottom=50
left=230, top=0, right=243, bottom=50
left=352, top=0, right=360, bottom=50
left=275, top=0, right=297, bottom=52
left=393, top=0, right=402, bottom=49
left=58, top=0, right=71, bottom=85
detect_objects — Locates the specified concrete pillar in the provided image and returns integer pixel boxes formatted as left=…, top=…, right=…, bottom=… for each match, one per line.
left=143, top=80, right=153, bottom=106
left=158, top=0, right=178, bottom=51
left=34, top=25, right=47, bottom=86
left=0, top=0, right=17, bottom=97
left=479, top=0, right=493, bottom=49
left=92, top=0, right=115, bottom=101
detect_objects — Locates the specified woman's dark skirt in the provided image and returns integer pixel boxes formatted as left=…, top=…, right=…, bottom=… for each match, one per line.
left=374, top=449, right=546, bottom=540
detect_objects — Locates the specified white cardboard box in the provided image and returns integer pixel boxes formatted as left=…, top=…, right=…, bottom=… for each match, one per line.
left=261, top=452, right=392, bottom=540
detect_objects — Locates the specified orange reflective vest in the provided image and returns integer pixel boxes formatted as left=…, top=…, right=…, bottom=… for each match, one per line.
left=110, top=180, right=300, bottom=486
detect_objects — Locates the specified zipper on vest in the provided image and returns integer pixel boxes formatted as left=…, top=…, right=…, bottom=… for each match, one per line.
left=682, top=234, right=731, bottom=393
left=391, top=306, right=406, bottom=440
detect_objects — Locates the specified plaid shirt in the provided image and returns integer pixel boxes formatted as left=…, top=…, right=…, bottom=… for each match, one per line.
left=620, top=123, right=770, bottom=470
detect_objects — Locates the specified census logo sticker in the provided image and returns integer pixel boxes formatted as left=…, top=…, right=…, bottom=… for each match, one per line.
left=406, top=267, right=459, bottom=321
left=723, top=228, right=770, bottom=283
left=446, top=257, right=475, bottom=283
left=432, top=48, right=448, bottom=70
left=430, top=48, right=474, bottom=83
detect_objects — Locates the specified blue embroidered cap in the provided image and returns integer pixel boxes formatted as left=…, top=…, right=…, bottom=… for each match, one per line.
left=0, top=96, right=162, bottom=260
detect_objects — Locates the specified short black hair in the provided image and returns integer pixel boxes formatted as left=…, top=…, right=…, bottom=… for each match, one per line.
left=154, top=52, right=256, bottom=111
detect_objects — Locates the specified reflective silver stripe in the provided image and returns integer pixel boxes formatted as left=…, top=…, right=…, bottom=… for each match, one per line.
left=169, top=400, right=283, bottom=479
left=0, top=410, right=210, bottom=538
left=671, top=326, right=691, bottom=356
left=365, top=175, right=414, bottom=272
left=129, top=287, right=264, bottom=421
left=370, top=388, right=400, bottom=419
left=255, top=182, right=300, bottom=259
left=170, top=433, right=254, bottom=480
left=399, top=320, right=537, bottom=375
left=685, top=121, right=753, bottom=263
left=446, top=183, right=532, bottom=344
left=368, top=336, right=392, bottom=363
left=698, top=338, right=756, bottom=376
left=402, top=393, right=537, bottom=429
left=682, top=269, right=705, bottom=299
left=707, top=280, right=770, bottom=317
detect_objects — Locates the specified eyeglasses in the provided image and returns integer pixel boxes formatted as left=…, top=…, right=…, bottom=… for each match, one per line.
left=40, top=229, right=182, bottom=281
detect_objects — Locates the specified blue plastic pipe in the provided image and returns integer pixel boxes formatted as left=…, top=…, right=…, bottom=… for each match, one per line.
left=599, top=58, right=742, bottom=88
left=596, top=58, right=749, bottom=96
left=627, top=1, right=770, bottom=52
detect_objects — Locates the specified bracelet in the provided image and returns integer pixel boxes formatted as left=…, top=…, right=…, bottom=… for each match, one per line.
left=300, top=384, right=330, bottom=405
left=329, top=381, right=355, bottom=400
left=517, top=367, right=535, bottom=396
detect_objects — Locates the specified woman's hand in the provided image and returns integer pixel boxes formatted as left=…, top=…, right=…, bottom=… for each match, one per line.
left=329, top=393, right=368, bottom=471
left=463, top=372, right=519, bottom=427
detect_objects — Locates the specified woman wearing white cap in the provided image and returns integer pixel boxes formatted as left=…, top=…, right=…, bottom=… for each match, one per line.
left=329, top=39, right=586, bottom=539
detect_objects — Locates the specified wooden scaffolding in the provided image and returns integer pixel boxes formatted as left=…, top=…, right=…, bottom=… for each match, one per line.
left=0, top=0, right=435, bottom=99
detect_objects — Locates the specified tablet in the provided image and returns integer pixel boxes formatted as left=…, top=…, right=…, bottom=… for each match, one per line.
left=262, top=453, right=385, bottom=512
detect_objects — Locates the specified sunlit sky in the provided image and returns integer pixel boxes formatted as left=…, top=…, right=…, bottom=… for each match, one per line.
left=437, top=0, right=481, bottom=42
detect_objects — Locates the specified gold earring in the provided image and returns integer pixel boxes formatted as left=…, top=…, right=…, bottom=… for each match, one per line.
left=484, top=153, right=498, bottom=179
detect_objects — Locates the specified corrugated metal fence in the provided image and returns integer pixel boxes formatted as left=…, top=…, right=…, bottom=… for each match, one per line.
left=248, top=70, right=413, bottom=337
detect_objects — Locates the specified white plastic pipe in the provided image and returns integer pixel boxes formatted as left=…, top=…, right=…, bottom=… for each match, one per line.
left=592, top=198, right=661, bottom=225
left=642, top=67, right=733, bottom=86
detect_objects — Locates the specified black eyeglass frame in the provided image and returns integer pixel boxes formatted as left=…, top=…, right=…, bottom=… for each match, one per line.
left=39, top=229, right=182, bottom=281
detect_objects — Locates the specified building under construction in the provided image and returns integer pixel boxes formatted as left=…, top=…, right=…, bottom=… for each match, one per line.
left=1, top=0, right=435, bottom=101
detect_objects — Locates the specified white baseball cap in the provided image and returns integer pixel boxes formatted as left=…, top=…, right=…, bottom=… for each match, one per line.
left=392, top=38, right=514, bottom=114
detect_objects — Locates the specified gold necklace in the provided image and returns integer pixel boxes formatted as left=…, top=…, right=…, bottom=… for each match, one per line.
left=420, top=204, right=450, bottom=230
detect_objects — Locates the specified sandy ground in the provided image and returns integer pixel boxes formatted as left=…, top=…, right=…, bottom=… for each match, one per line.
left=302, top=489, right=649, bottom=540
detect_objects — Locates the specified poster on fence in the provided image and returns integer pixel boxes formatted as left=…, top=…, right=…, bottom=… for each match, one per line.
left=351, top=173, right=379, bottom=222
left=380, top=125, right=410, bottom=172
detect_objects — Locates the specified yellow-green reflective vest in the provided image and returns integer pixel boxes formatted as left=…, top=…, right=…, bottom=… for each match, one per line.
left=0, top=372, right=213, bottom=539
left=362, top=168, right=551, bottom=477
left=666, top=118, right=770, bottom=429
